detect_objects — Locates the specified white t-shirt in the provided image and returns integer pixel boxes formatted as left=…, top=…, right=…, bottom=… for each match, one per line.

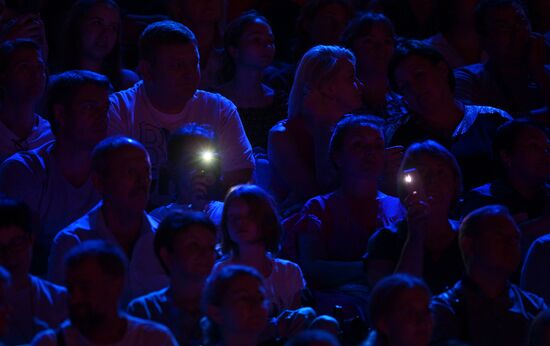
left=211, top=257, right=306, bottom=316
left=0, top=114, right=54, bottom=163
left=31, top=314, right=178, bottom=346
left=108, top=82, right=255, bottom=205
left=0, top=142, right=100, bottom=248
left=48, top=202, right=169, bottom=304
left=149, top=201, right=224, bottom=228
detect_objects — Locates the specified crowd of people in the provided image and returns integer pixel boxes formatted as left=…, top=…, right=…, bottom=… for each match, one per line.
left=0, top=0, right=548, bottom=345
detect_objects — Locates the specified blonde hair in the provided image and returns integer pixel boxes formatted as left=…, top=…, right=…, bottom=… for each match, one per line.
left=288, top=45, right=355, bottom=119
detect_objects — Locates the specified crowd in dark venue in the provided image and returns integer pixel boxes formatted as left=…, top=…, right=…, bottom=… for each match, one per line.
left=0, top=0, right=548, bottom=345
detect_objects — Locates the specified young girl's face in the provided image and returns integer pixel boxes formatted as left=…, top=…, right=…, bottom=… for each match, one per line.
left=226, top=198, right=262, bottom=246
left=81, top=3, right=120, bottom=62
left=326, top=57, right=363, bottom=113
left=212, top=275, right=269, bottom=335
left=233, top=19, right=275, bottom=70
left=352, top=22, right=394, bottom=70
left=381, top=287, right=433, bottom=346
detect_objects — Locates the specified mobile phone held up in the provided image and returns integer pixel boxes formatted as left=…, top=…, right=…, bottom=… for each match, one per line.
left=402, top=168, right=426, bottom=199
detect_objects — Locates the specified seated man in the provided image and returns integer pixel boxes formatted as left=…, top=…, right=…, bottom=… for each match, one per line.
left=432, top=205, right=547, bottom=346
left=460, top=120, right=550, bottom=250
left=0, top=198, right=67, bottom=345
left=48, top=136, right=167, bottom=302
left=0, top=70, right=110, bottom=271
left=127, top=211, right=218, bottom=345
left=454, top=0, right=550, bottom=121
left=0, top=39, right=52, bottom=162
left=108, top=20, right=254, bottom=206
left=33, top=240, right=177, bottom=345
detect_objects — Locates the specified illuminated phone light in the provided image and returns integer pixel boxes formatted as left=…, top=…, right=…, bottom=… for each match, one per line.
left=404, top=174, right=413, bottom=183
left=201, top=150, right=215, bottom=164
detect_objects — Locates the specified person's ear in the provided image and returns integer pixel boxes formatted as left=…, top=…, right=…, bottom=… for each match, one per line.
left=91, top=171, right=104, bottom=194
left=52, top=103, right=66, bottom=133
left=138, top=59, right=153, bottom=82
left=159, top=248, right=171, bottom=273
left=228, top=45, right=239, bottom=60
left=499, top=149, right=513, bottom=169
left=207, top=305, right=223, bottom=324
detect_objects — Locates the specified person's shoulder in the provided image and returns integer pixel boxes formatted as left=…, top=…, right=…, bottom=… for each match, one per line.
left=1, top=142, right=51, bottom=170
left=128, top=287, right=169, bottom=313
left=55, top=205, right=98, bottom=239
left=511, top=283, right=548, bottom=312
left=191, top=89, right=236, bottom=108
left=431, top=281, right=463, bottom=310
left=455, top=63, right=485, bottom=76
left=465, top=104, right=512, bottom=121
left=110, top=80, right=142, bottom=101
left=125, top=313, right=175, bottom=336
left=273, top=257, right=302, bottom=272
left=30, top=328, right=57, bottom=346
left=32, top=275, right=67, bottom=296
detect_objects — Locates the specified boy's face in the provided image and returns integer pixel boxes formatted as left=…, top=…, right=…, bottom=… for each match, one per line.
left=144, top=42, right=200, bottom=101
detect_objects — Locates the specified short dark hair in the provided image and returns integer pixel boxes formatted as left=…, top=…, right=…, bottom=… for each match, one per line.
left=369, top=274, right=430, bottom=327
left=167, top=123, right=218, bottom=167
left=459, top=204, right=513, bottom=240
left=65, top=240, right=127, bottom=279
left=0, top=39, right=42, bottom=75
left=220, top=11, right=271, bottom=82
left=0, top=198, right=32, bottom=235
left=398, top=140, right=463, bottom=205
left=329, top=115, right=384, bottom=170
left=341, top=12, right=395, bottom=50
left=139, top=20, right=197, bottom=63
left=91, top=136, right=147, bottom=177
left=221, top=185, right=282, bottom=256
left=474, top=0, right=527, bottom=36
left=154, top=211, right=217, bottom=274
left=492, top=119, right=546, bottom=173
left=388, top=40, right=455, bottom=92
left=285, top=330, right=340, bottom=346
left=201, top=265, right=265, bottom=346
left=45, top=70, right=111, bottom=136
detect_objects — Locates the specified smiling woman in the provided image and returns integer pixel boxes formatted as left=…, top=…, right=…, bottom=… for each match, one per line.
left=61, top=0, right=139, bottom=91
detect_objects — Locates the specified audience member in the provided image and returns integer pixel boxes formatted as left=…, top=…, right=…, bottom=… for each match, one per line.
left=0, top=198, right=67, bottom=345
left=48, top=136, right=167, bottom=301
left=369, top=0, right=438, bottom=39
left=216, top=11, right=286, bottom=150
left=214, top=184, right=316, bottom=340
left=292, top=0, right=354, bottom=62
left=454, top=0, right=550, bottom=121
left=367, top=140, right=464, bottom=294
left=128, top=211, right=217, bottom=345
left=431, top=205, right=547, bottom=346
left=0, top=39, right=52, bottom=162
left=165, top=0, right=225, bottom=89
left=460, top=119, right=550, bottom=250
left=0, top=70, right=109, bottom=271
left=0, top=266, right=9, bottom=340
left=292, top=116, right=403, bottom=316
left=388, top=40, right=511, bottom=189
left=108, top=20, right=254, bottom=207
left=32, top=240, right=177, bottom=345
left=149, top=124, right=224, bottom=227
left=362, top=274, right=433, bottom=346
left=341, top=12, right=408, bottom=142
left=60, top=0, right=139, bottom=91
left=0, top=2, right=48, bottom=58
left=269, top=45, right=363, bottom=210
left=285, top=329, right=341, bottom=346
left=201, top=265, right=269, bottom=346
left=423, top=0, right=484, bottom=68
left=529, top=309, right=550, bottom=346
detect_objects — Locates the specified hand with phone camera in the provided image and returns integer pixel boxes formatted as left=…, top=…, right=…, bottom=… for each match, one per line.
left=402, top=168, right=431, bottom=241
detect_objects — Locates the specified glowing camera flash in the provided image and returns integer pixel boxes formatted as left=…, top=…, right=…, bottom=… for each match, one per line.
left=404, top=174, right=413, bottom=184
left=201, top=150, right=215, bottom=164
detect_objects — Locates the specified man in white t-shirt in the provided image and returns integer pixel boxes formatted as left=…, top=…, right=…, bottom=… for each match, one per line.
left=108, top=20, right=254, bottom=206
left=0, top=70, right=110, bottom=273
left=0, top=39, right=53, bottom=163
left=48, top=137, right=168, bottom=302
left=32, top=240, right=177, bottom=346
